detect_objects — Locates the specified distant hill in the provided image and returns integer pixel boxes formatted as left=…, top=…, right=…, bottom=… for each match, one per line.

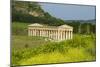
left=82, top=19, right=96, bottom=24
left=64, top=19, right=96, bottom=24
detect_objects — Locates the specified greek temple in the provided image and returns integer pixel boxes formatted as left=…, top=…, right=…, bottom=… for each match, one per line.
left=28, top=23, right=73, bottom=41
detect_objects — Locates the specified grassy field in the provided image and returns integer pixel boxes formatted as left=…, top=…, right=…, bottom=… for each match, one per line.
left=11, top=22, right=96, bottom=66
left=12, top=35, right=50, bottom=49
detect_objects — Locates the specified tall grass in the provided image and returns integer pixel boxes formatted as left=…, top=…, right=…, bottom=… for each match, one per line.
left=12, top=34, right=96, bottom=66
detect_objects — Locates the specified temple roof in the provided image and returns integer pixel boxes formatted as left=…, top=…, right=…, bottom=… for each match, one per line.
left=28, top=23, right=73, bottom=29
left=58, top=24, right=73, bottom=29
left=28, top=23, right=43, bottom=27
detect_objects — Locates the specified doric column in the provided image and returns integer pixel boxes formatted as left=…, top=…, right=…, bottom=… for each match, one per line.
left=46, top=30, right=47, bottom=37
left=49, top=30, right=51, bottom=38
left=42, top=29, right=44, bottom=37
left=36, top=29, right=37, bottom=36
left=53, top=30, right=55, bottom=40
left=54, top=30, right=56, bottom=40
left=45, top=29, right=46, bottom=37
left=38, top=29, right=40, bottom=36
left=58, top=30, right=59, bottom=41
left=60, top=30, right=62, bottom=40
left=69, top=30, right=70, bottom=39
left=31, top=29, right=34, bottom=36
left=61, top=31, right=63, bottom=40
left=40, top=30, right=41, bottom=36
left=56, top=30, right=57, bottom=40
left=62, top=31, right=63, bottom=40
left=47, top=30, right=49, bottom=37
left=68, top=31, right=69, bottom=39
left=51, top=30, right=53, bottom=39
left=43, top=29, right=45, bottom=37
left=65, top=31, right=66, bottom=40
left=42, top=29, right=43, bottom=37
left=62, top=31, right=65, bottom=40
left=37, top=29, right=39, bottom=36
left=39, top=29, right=41, bottom=36
left=41, top=30, right=43, bottom=37
left=67, top=30, right=69, bottom=39
left=40, top=29, right=41, bottom=36
left=46, top=30, right=48, bottom=37
left=52, top=30, right=53, bottom=39
left=45, top=30, right=47, bottom=37
left=69, top=31, right=71, bottom=39
left=41, top=29, right=43, bottom=37
left=48, top=30, right=49, bottom=38
left=44, top=29, right=46, bottom=37
left=31, top=29, right=32, bottom=36
left=52, top=30, right=54, bottom=40
left=38, top=30, right=39, bottom=36
left=49, top=30, right=50, bottom=39
left=63, top=31, right=65, bottom=40
left=31, top=29, right=33, bottom=36
left=65, top=31, right=67, bottom=40
left=34, top=29, right=36, bottom=36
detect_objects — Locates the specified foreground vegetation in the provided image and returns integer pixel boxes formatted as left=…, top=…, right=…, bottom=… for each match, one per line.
left=12, top=34, right=96, bottom=66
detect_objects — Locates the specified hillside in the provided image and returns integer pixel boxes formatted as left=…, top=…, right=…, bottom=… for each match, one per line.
left=12, top=1, right=64, bottom=26
left=12, top=1, right=45, bottom=17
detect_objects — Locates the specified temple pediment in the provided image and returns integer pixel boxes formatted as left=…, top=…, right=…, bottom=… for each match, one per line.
left=28, top=23, right=43, bottom=27
left=58, top=25, right=73, bottom=29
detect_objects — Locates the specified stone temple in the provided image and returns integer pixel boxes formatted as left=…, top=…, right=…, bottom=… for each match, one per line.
left=28, top=23, right=73, bottom=41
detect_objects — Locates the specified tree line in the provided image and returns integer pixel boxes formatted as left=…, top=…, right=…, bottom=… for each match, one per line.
left=65, top=21, right=95, bottom=34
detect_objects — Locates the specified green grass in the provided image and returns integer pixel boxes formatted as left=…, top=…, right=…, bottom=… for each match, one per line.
left=12, top=34, right=96, bottom=66
left=12, top=35, right=50, bottom=49
left=12, top=22, right=30, bottom=35
left=11, top=22, right=96, bottom=66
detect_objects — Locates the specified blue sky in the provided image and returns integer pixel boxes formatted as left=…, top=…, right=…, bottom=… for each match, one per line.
left=39, top=3, right=95, bottom=20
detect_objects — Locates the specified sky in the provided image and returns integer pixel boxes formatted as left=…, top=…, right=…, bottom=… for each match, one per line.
left=39, top=3, right=95, bottom=20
